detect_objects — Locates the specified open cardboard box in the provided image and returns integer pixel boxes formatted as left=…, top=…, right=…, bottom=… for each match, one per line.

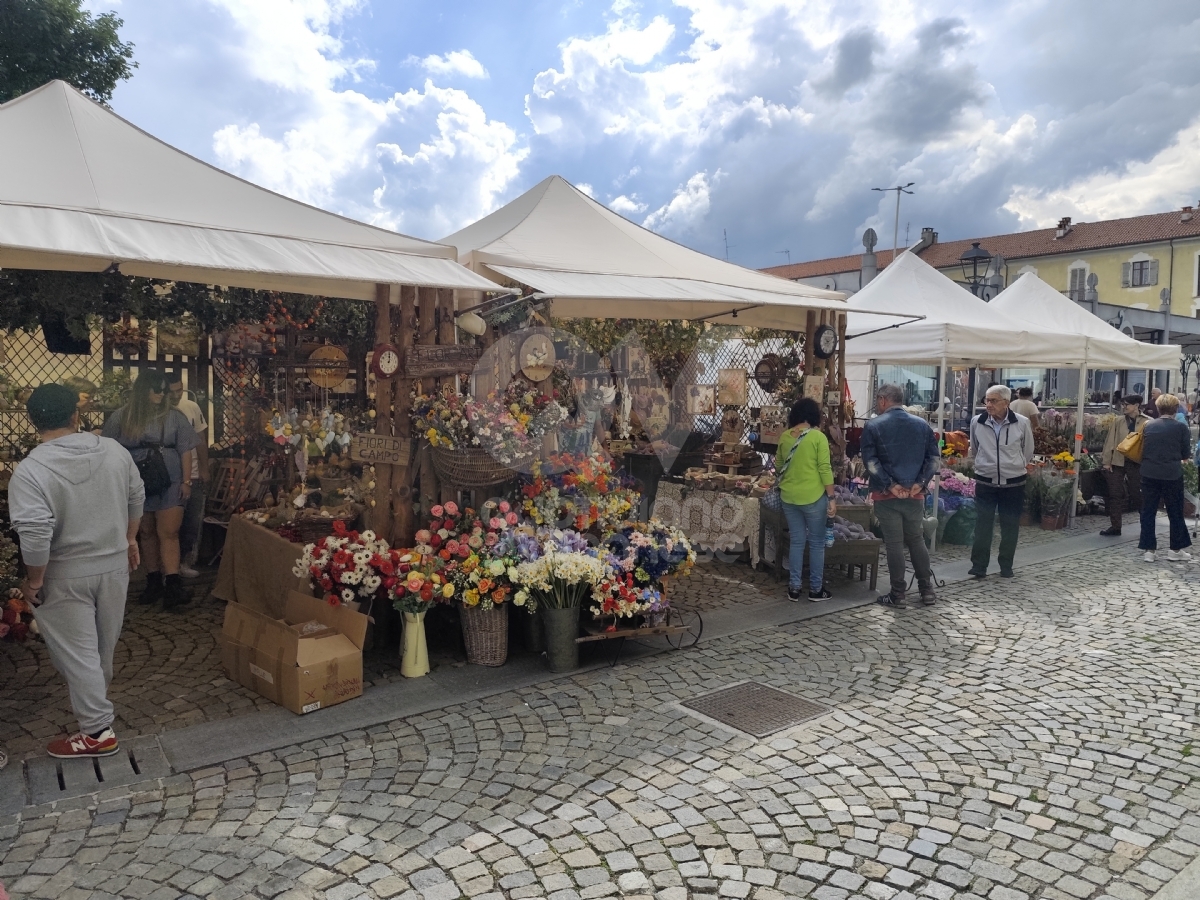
left=221, top=590, right=368, bottom=714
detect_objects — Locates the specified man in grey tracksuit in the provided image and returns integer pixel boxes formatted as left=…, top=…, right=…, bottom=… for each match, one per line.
left=10, top=384, right=145, bottom=759
left=967, top=384, right=1036, bottom=578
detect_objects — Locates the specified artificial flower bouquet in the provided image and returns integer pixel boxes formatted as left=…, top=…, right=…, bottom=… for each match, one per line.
left=512, top=529, right=610, bottom=611
left=412, top=385, right=474, bottom=449
left=603, top=520, right=695, bottom=587
left=0, top=592, right=35, bottom=642
left=293, top=520, right=403, bottom=607
left=937, top=469, right=976, bottom=514
left=521, top=452, right=640, bottom=531
left=465, top=378, right=566, bottom=466
left=390, top=550, right=453, bottom=615
left=418, top=501, right=524, bottom=611
left=591, top=572, right=663, bottom=623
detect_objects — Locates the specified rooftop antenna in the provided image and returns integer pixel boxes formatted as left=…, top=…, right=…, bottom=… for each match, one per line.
left=904, top=222, right=910, bottom=249
left=776, top=250, right=791, bottom=265
left=723, top=228, right=735, bottom=261
left=871, top=183, right=915, bottom=257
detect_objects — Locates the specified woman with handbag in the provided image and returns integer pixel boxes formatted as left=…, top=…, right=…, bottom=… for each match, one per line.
left=102, top=370, right=200, bottom=609
left=774, top=398, right=836, bottom=602
left=1138, top=393, right=1193, bottom=562
left=1099, top=396, right=1149, bottom=536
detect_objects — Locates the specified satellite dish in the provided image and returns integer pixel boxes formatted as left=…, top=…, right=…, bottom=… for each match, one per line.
left=862, top=228, right=877, bottom=252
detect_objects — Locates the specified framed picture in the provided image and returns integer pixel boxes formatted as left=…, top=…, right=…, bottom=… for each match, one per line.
left=759, top=405, right=785, bottom=443
left=717, top=368, right=747, bottom=407
left=686, top=384, right=716, bottom=416
left=803, top=375, right=824, bottom=401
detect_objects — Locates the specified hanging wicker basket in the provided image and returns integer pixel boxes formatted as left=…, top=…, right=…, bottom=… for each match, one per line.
left=431, top=445, right=524, bottom=488
left=459, top=603, right=509, bottom=667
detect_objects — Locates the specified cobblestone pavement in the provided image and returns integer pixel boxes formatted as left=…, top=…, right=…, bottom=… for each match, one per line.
left=2, top=540, right=1198, bottom=900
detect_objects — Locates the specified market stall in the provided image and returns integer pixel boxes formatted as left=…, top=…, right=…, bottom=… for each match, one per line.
left=843, top=251, right=1095, bottom=546
left=991, top=273, right=1181, bottom=523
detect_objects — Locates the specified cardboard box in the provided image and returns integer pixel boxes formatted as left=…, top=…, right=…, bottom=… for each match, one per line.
left=221, top=590, right=368, bottom=714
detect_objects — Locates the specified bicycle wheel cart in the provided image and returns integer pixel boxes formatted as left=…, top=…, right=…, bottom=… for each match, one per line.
left=577, top=604, right=703, bottom=667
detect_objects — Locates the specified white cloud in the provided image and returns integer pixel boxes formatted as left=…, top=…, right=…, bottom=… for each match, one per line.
left=643, top=171, right=716, bottom=234
left=417, top=50, right=489, bottom=80
left=205, top=0, right=524, bottom=236
left=576, top=183, right=595, bottom=197
left=1004, top=117, right=1200, bottom=227
left=609, top=194, right=647, bottom=215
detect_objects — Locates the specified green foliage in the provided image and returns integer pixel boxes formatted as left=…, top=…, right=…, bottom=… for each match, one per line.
left=0, top=0, right=136, bottom=104
left=552, top=318, right=708, bottom=387
left=0, top=270, right=375, bottom=344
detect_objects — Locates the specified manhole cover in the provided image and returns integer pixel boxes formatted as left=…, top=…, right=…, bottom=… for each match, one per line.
left=681, top=683, right=830, bottom=738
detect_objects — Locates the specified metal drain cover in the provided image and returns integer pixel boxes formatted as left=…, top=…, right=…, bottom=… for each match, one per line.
left=681, top=683, right=830, bottom=738
left=25, top=735, right=171, bottom=805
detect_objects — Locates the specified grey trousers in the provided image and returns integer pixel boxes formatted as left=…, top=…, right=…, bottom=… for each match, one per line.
left=33, top=568, right=129, bottom=734
left=873, top=498, right=934, bottom=594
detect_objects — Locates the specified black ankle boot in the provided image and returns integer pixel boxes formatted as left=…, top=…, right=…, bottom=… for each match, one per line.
left=162, top=574, right=189, bottom=611
left=139, top=571, right=163, bottom=605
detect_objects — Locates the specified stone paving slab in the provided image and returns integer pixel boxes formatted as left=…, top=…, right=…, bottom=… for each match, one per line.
left=2, top=534, right=1198, bottom=900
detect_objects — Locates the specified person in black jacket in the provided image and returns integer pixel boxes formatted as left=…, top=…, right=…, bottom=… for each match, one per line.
left=1138, top=393, right=1193, bottom=562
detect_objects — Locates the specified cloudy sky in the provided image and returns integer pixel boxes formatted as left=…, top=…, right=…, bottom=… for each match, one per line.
left=99, top=0, right=1200, bottom=268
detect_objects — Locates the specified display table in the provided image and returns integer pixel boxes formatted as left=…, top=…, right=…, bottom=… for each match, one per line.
left=760, top=506, right=879, bottom=589
left=213, top=515, right=309, bottom=617
left=652, top=481, right=760, bottom=567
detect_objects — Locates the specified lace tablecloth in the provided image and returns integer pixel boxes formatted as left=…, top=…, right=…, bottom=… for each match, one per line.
left=652, top=482, right=760, bottom=566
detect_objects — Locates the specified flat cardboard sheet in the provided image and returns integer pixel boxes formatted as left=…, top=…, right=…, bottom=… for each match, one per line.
left=213, top=515, right=308, bottom=618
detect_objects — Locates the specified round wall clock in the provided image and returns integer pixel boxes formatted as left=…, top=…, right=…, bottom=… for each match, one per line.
left=370, top=343, right=401, bottom=380
left=813, top=324, right=838, bottom=359
left=753, top=353, right=782, bottom=391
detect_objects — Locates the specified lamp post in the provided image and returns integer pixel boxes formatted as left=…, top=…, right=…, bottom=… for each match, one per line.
left=871, top=183, right=915, bottom=258
left=959, top=242, right=992, bottom=298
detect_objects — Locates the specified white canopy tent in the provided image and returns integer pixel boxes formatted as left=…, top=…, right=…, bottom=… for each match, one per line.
left=992, top=272, right=1182, bottom=523
left=990, top=272, right=1180, bottom=371
left=441, top=175, right=877, bottom=330
left=0, top=81, right=497, bottom=298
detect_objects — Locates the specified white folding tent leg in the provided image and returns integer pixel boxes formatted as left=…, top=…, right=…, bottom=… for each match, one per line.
left=1069, top=362, right=1087, bottom=526
left=930, top=355, right=948, bottom=552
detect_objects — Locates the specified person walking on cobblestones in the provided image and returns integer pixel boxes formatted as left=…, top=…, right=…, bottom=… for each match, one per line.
left=9, top=384, right=145, bottom=759
left=1100, top=395, right=1150, bottom=536
left=968, top=384, right=1036, bottom=578
left=860, top=384, right=941, bottom=609
left=1138, top=393, right=1193, bottom=562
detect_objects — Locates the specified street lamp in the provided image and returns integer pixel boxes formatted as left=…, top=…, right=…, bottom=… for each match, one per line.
left=959, top=242, right=992, bottom=297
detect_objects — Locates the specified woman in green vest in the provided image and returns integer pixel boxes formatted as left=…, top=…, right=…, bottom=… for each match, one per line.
left=774, top=397, right=836, bottom=602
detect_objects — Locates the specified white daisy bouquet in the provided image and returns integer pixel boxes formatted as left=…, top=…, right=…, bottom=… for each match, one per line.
left=293, top=520, right=403, bottom=607
left=512, top=530, right=612, bottom=611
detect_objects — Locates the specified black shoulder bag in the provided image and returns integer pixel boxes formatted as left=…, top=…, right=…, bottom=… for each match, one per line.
left=136, top=418, right=174, bottom=497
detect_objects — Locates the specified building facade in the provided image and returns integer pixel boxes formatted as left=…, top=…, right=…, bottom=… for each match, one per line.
left=763, top=208, right=1200, bottom=396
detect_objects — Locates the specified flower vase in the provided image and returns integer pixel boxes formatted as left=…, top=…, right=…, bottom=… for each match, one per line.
left=401, top=611, right=429, bottom=678
left=540, top=605, right=580, bottom=672
left=519, top=607, right=545, bottom=653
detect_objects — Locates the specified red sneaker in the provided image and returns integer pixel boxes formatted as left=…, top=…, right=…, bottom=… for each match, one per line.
left=46, top=728, right=118, bottom=759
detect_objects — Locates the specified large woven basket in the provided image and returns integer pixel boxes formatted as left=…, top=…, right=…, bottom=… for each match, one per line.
left=459, top=603, right=509, bottom=667
left=431, top=445, right=524, bottom=488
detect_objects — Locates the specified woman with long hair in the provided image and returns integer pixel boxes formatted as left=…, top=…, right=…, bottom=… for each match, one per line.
left=774, top=397, right=836, bottom=602
left=102, top=370, right=201, bottom=609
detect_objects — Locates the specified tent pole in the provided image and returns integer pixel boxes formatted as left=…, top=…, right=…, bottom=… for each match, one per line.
left=1069, top=362, right=1087, bottom=526
left=930, top=355, right=948, bottom=552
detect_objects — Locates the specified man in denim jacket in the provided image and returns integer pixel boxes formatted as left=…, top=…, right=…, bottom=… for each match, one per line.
left=860, top=384, right=941, bottom=609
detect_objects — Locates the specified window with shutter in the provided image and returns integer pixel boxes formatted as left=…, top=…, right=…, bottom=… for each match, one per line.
left=1069, top=268, right=1086, bottom=302
left=1148, top=259, right=1159, bottom=285
left=1122, top=262, right=1132, bottom=287
left=1131, top=260, right=1151, bottom=287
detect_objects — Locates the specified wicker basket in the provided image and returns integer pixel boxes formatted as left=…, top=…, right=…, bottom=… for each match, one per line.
left=431, top=445, right=525, bottom=488
left=459, top=603, right=509, bottom=667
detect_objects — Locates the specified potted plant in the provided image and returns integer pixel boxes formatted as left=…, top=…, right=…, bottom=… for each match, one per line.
left=513, top=530, right=610, bottom=672
left=1039, top=474, right=1075, bottom=530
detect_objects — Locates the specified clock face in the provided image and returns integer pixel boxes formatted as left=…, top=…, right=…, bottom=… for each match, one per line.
left=814, top=325, right=838, bottom=359
left=378, top=350, right=399, bottom=374
left=371, top=343, right=401, bottom=378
